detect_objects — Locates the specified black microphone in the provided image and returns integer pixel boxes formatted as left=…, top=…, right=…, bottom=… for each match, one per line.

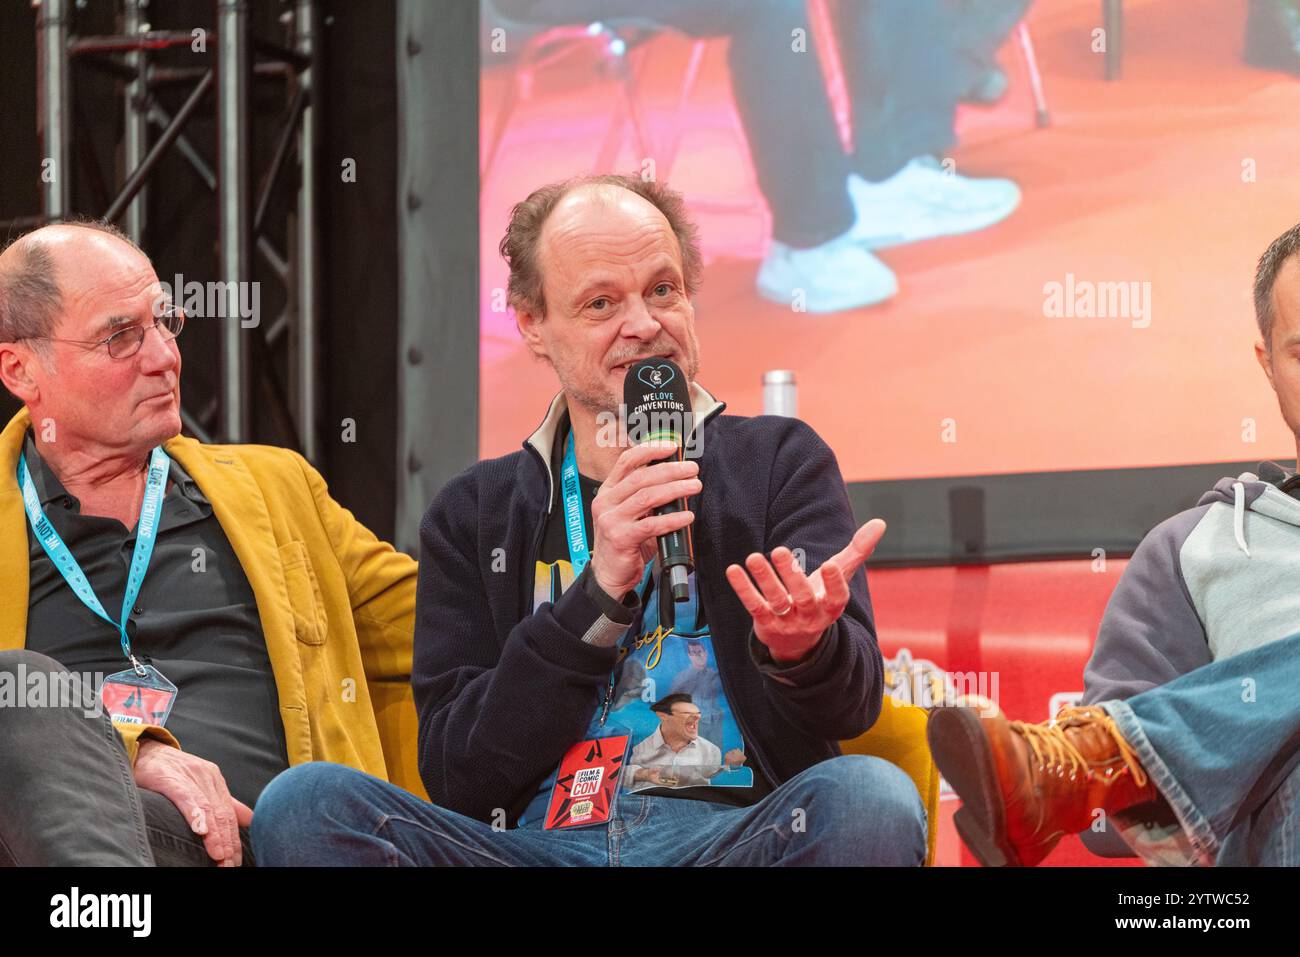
left=623, top=356, right=694, bottom=603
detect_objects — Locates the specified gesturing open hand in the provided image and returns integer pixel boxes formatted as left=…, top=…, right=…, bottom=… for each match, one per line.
left=724, top=519, right=886, bottom=664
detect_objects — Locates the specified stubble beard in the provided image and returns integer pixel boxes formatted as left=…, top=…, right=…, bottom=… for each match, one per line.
left=556, top=344, right=702, bottom=419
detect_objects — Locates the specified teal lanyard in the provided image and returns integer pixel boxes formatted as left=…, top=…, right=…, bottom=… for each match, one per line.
left=561, top=429, right=655, bottom=591
left=560, top=431, right=592, bottom=577
left=18, top=446, right=171, bottom=675
left=564, top=431, right=662, bottom=726
left=561, top=428, right=660, bottom=592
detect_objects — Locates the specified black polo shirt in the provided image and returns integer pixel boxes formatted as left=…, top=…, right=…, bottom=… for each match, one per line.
left=21, top=432, right=289, bottom=806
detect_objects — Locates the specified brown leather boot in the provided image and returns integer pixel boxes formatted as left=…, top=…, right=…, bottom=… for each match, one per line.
left=927, top=703, right=1158, bottom=866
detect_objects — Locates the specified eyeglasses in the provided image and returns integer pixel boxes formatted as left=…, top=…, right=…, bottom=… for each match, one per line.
left=23, top=304, right=185, bottom=359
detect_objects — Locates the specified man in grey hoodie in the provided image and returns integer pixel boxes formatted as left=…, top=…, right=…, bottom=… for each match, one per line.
left=927, top=222, right=1300, bottom=867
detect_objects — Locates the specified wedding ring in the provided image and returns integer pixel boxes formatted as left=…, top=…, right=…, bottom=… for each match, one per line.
left=772, top=601, right=793, bottom=617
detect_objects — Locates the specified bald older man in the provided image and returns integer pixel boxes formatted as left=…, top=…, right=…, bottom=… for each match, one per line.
left=253, top=174, right=928, bottom=867
left=0, top=221, right=418, bottom=866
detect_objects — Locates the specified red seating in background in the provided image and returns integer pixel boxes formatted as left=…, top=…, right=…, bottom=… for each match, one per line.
left=870, top=558, right=1143, bottom=866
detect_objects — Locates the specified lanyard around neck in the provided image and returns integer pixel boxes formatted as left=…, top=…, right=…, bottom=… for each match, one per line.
left=561, top=430, right=594, bottom=578
left=562, top=429, right=655, bottom=599
left=19, top=446, right=171, bottom=675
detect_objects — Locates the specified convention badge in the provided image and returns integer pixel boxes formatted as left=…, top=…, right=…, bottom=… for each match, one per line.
left=100, top=664, right=178, bottom=728
left=543, top=734, right=630, bottom=830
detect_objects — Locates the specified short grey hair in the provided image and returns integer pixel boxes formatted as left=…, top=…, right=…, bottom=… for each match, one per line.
left=1254, top=222, right=1300, bottom=352
left=0, top=219, right=148, bottom=345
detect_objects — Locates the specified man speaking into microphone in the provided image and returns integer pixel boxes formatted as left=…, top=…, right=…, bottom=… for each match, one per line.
left=253, top=174, right=927, bottom=866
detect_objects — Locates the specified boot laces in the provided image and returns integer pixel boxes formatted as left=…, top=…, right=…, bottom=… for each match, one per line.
left=1009, top=706, right=1148, bottom=787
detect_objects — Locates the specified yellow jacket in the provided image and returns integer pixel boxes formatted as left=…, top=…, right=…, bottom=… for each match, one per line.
left=0, top=408, right=420, bottom=791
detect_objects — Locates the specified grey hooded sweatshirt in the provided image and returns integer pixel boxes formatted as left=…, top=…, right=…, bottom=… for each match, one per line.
left=1082, top=461, right=1300, bottom=864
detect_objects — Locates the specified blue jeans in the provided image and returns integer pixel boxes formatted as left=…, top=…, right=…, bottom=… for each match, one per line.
left=1103, top=630, right=1300, bottom=866
left=251, top=754, right=927, bottom=866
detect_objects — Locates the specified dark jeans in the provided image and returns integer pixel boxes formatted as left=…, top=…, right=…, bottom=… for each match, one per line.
left=252, top=754, right=927, bottom=866
left=496, top=0, right=971, bottom=246
left=0, top=649, right=253, bottom=867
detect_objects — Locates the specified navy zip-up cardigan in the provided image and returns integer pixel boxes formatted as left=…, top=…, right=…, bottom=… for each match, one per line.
left=412, top=384, right=884, bottom=825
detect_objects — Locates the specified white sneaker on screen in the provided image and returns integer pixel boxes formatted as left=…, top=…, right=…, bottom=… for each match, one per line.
left=756, top=235, right=898, bottom=313
left=847, top=155, right=1021, bottom=249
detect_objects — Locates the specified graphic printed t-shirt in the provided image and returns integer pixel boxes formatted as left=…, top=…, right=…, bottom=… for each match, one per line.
left=517, top=422, right=771, bottom=826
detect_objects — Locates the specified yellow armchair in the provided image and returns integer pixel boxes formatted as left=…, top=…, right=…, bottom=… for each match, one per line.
left=372, top=683, right=938, bottom=866
left=369, top=679, right=430, bottom=802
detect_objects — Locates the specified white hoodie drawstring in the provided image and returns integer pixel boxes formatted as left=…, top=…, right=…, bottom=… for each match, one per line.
left=1232, top=481, right=1251, bottom=557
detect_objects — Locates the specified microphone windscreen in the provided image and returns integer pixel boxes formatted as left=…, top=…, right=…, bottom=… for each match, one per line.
left=623, top=357, right=692, bottom=445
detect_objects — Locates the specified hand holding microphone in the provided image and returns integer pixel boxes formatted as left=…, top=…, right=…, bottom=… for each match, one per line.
left=588, top=440, right=700, bottom=600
